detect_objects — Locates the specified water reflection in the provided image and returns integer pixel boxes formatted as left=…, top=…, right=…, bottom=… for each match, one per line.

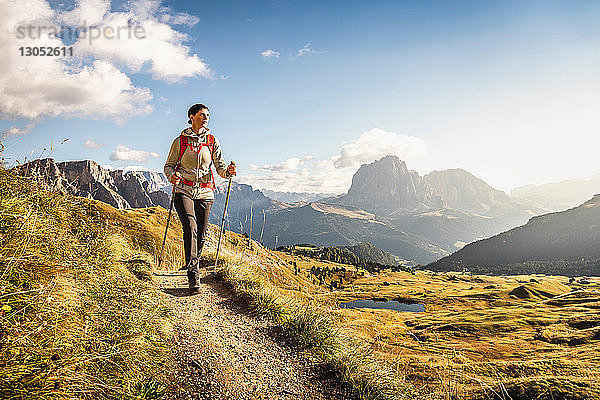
left=340, top=299, right=425, bottom=312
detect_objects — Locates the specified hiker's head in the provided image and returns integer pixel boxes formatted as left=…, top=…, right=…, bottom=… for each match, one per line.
left=188, top=103, right=209, bottom=130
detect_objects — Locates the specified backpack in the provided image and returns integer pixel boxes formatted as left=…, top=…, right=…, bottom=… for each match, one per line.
left=174, top=133, right=215, bottom=189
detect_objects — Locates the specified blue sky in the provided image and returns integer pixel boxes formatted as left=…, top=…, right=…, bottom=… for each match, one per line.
left=2, top=0, right=600, bottom=193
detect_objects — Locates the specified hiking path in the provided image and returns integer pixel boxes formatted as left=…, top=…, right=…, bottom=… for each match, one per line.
left=156, top=269, right=357, bottom=400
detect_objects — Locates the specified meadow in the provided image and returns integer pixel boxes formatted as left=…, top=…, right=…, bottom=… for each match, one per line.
left=273, top=249, right=600, bottom=399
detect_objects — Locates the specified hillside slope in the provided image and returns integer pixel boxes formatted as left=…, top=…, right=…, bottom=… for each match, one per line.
left=0, top=169, right=407, bottom=400
left=428, top=194, right=600, bottom=275
left=260, top=202, right=448, bottom=264
left=0, top=169, right=176, bottom=398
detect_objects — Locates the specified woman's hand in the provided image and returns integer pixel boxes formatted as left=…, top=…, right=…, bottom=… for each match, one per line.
left=227, top=161, right=237, bottom=177
left=169, top=172, right=181, bottom=185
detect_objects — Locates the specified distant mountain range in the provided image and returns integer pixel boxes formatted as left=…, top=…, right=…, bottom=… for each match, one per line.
left=13, top=159, right=289, bottom=241
left=260, top=156, right=543, bottom=264
left=330, top=155, right=445, bottom=214
left=260, top=190, right=334, bottom=203
left=427, top=194, right=600, bottom=276
left=17, top=156, right=589, bottom=267
left=211, top=181, right=289, bottom=233
left=260, top=201, right=448, bottom=263
left=510, top=174, right=600, bottom=212
left=15, top=158, right=171, bottom=209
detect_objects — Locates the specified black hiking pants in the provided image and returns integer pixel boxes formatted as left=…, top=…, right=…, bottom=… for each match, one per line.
left=173, top=193, right=213, bottom=267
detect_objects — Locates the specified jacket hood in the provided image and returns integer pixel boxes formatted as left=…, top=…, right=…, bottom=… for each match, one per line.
left=180, top=127, right=210, bottom=137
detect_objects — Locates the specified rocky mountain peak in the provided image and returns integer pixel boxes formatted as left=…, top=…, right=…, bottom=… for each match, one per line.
left=334, top=155, right=445, bottom=215
left=57, top=160, right=113, bottom=186
left=423, top=168, right=510, bottom=214
left=14, top=159, right=170, bottom=210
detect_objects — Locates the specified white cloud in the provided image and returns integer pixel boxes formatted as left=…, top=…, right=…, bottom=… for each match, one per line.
left=70, top=1, right=211, bottom=83
left=238, top=129, right=425, bottom=194
left=2, top=123, right=36, bottom=138
left=333, top=128, right=427, bottom=169
left=239, top=161, right=351, bottom=194
left=249, top=155, right=313, bottom=172
left=261, top=49, right=280, bottom=60
left=60, top=0, right=110, bottom=26
left=109, top=144, right=159, bottom=163
left=127, top=0, right=199, bottom=27
left=83, top=139, right=105, bottom=149
left=0, top=0, right=153, bottom=123
left=296, top=42, right=325, bottom=58
left=0, top=0, right=211, bottom=123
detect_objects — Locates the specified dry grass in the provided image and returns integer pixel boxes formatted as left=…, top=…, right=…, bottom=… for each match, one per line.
left=230, top=248, right=600, bottom=400
left=202, top=246, right=416, bottom=400
left=0, top=169, right=176, bottom=399
left=325, top=269, right=600, bottom=399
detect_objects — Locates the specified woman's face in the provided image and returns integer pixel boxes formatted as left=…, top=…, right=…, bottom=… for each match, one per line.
left=191, top=108, right=209, bottom=130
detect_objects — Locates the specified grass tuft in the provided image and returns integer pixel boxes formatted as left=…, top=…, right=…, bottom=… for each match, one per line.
left=0, top=168, right=175, bottom=399
left=213, top=252, right=415, bottom=400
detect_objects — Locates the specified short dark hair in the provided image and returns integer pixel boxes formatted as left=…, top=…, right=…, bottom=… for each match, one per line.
left=187, top=103, right=209, bottom=124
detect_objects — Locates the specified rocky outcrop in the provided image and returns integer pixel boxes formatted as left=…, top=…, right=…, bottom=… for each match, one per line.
left=423, top=168, right=513, bottom=216
left=14, top=158, right=168, bottom=210
left=109, top=170, right=156, bottom=208
left=13, top=158, right=75, bottom=193
left=329, top=156, right=541, bottom=220
left=126, top=170, right=170, bottom=193
left=56, top=160, right=130, bottom=209
left=331, top=155, right=445, bottom=215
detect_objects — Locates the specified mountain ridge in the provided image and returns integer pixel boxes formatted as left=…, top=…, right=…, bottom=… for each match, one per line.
left=427, top=194, right=600, bottom=275
left=15, top=158, right=170, bottom=209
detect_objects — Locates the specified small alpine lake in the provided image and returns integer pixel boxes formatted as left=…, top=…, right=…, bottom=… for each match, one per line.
left=339, top=299, right=425, bottom=312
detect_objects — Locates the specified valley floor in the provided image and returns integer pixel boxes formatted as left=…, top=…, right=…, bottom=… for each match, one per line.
left=331, top=270, right=600, bottom=399
left=273, top=250, right=600, bottom=399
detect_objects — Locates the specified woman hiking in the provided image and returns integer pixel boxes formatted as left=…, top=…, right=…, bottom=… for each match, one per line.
left=164, top=103, right=236, bottom=291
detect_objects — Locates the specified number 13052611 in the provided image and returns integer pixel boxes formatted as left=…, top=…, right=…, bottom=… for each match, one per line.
left=19, top=47, right=73, bottom=56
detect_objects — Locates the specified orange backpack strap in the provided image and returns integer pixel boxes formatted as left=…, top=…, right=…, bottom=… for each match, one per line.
left=206, top=134, right=215, bottom=154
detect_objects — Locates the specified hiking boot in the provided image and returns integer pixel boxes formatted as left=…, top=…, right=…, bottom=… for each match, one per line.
left=186, top=257, right=200, bottom=292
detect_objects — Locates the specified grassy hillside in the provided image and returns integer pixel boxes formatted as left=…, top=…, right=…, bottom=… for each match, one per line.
left=0, top=169, right=181, bottom=399
left=428, top=194, right=600, bottom=275
left=0, top=168, right=413, bottom=400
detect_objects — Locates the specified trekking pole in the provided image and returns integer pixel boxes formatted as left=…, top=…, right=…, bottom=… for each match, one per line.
left=158, top=184, right=177, bottom=269
left=214, top=173, right=233, bottom=270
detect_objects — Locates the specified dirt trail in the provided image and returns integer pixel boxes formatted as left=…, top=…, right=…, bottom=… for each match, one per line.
left=157, top=269, right=357, bottom=400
